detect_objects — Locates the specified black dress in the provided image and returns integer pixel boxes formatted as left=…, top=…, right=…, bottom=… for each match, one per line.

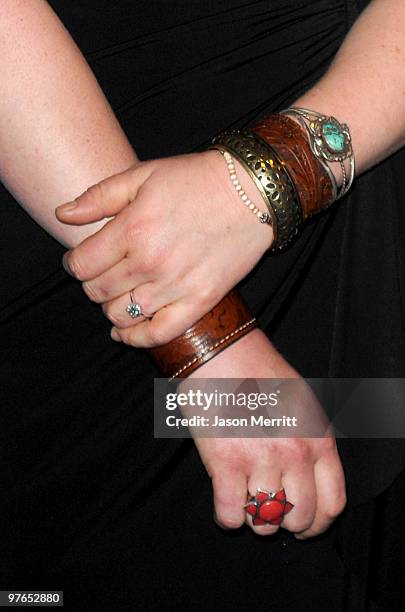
left=1, top=1, right=404, bottom=610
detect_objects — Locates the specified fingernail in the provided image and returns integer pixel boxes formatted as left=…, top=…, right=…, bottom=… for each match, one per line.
left=57, top=201, right=77, bottom=214
left=62, top=254, right=72, bottom=275
left=111, top=328, right=121, bottom=342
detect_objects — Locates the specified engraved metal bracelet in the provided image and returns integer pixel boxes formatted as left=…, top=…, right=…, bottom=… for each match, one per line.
left=281, top=107, right=355, bottom=200
left=211, top=130, right=303, bottom=251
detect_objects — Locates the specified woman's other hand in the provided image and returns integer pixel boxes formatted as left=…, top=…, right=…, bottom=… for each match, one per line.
left=56, top=151, right=273, bottom=347
left=183, top=329, right=347, bottom=538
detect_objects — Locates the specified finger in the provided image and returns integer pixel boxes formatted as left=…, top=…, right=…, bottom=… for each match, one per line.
left=246, top=471, right=282, bottom=536
left=62, top=216, right=128, bottom=281
left=81, top=257, right=154, bottom=304
left=295, top=452, right=346, bottom=540
left=110, top=299, right=209, bottom=348
left=280, top=466, right=316, bottom=534
left=56, top=163, right=152, bottom=225
left=212, top=471, right=247, bottom=529
left=102, top=282, right=176, bottom=329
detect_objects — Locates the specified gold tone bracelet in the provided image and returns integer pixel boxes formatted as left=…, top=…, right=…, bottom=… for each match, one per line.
left=211, top=131, right=303, bottom=251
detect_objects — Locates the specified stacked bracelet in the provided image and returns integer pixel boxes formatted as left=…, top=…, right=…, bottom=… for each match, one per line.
left=280, top=107, right=355, bottom=201
left=211, top=131, right=303, bottom=251
left=210, top=109, right=354, bottom=250
left=150, top=109, right=355, bottom=381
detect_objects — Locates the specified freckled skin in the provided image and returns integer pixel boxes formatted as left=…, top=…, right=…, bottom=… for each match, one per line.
left=1, top=0, right=405, bottom=538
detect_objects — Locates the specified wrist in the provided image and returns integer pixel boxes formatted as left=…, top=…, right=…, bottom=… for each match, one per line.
left=203, top=149, right=274, bottom=254
left=289, top=92, right=348, bottom=188
left=210, top=101, right=354, bottom=251
left=189, top=328, right=299, bottom=379
left=149, top=289, right=257, bottom=380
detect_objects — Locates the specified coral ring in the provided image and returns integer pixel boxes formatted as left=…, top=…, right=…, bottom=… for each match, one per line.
left=244, top=488, right=294, bottom=526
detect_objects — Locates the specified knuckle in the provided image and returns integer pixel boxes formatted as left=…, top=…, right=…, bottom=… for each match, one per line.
left=211, top=447, right=245, bottom=473
left=197, top=284, right=217, bottom=309
left=323, top=436, right=338, bottom=452
left=123, top=210, right=154, bottom=238
left=82, top=282, right=102, bottom=303
left=102, top=304, right=120, bottom=326
left=296, top=441, right=312, bottom=463
left=138, top=243, right=166, bottom=276
left=138, top=253, right=159, bottom=276
left=119, top=330, right=135, bottom=347
left=124, top=216, right=168, bottom=275
left=325, top=491, right=347, bottom=520
left=124, top=221, right=144, bottom=247
left=150, top=247, right=167, bottom=274
left=83, top=182, right=105, bottom=206
left=67, top=255, right=86, bottom=281
left=284, top=439, right=311, bottom=464
left=147, top=324, right=172, bottom=346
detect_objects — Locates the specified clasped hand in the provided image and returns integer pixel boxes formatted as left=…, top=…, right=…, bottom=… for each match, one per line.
left=56, top=151, right=273, bottom=346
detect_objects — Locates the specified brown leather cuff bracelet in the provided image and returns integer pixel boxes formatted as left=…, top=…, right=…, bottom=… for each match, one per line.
left=252, top=114, right=335, bottom=221
left=149, top=289, right=257, bottom=380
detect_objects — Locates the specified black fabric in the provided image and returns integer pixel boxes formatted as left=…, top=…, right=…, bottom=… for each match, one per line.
left=1, top=1, right=404, bottom=610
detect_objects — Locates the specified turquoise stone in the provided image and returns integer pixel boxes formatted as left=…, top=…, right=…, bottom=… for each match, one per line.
left=322, top=121, right=345, bottom=152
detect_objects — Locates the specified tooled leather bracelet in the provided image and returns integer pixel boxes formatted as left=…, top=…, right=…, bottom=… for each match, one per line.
left=252, top=113, right=335, bottom=221
left=149, top=289, right=257, bottom=380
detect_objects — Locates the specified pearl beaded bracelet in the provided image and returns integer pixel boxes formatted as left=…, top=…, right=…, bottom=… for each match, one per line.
left=219, top=149, right=271, bottom=225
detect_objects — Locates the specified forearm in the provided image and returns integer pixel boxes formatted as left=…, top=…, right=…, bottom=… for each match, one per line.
left=294, top=0, right=405, bottom=178
left=0, top=1, right=270, bottom=372
left=0, top=0, right=137, bottom=247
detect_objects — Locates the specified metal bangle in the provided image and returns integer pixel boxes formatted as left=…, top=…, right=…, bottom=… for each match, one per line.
left=210, top=131, right=303, bottom=251
left=281, top=107, right=355, bottom=201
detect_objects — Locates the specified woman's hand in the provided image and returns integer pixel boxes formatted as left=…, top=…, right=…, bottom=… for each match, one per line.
left=56, top=151, right=273, bottom=347
left=182, top=329, right=347, bottom=538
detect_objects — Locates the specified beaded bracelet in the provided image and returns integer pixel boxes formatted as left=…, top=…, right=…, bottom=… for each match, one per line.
left=211, top=131, right=302, bottom=251
left=217, top=148, right=271, bottom=225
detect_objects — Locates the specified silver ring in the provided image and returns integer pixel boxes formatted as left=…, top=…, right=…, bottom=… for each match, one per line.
left=126, top=290, right=143, bottom=319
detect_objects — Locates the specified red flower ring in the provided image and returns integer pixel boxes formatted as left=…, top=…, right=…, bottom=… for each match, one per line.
left=244, top=488, right=294, bottom=526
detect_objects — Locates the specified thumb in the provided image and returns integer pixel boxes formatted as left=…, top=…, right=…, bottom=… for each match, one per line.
left=55, top=163, right=151, bottom=225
